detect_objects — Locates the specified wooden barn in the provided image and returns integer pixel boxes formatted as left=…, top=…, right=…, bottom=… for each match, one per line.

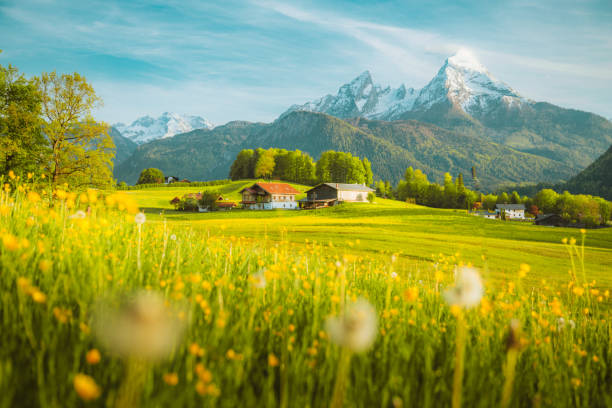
left=535, top=213, right=566, bottom=226
left=299, top=183, right=374, bottom=209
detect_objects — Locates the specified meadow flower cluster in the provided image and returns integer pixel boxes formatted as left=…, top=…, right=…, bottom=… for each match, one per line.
left=0, top=175, right=610, bottom=407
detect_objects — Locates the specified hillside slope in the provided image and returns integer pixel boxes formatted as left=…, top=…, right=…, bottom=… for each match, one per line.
left=109, top=126, right=137, bottom=166
left=114, top=111, right=576, bottom=189
left=285, top=52, right=612, bottom=171
left=114, top=121, right=266, bottom=184
left=562, top=144, right=612, bottom=200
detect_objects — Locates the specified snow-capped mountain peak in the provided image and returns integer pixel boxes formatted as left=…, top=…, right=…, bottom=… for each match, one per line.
left=446, top=48, right=488, bottom=74
left=284, top=70, right=416, bottom=121
left=114, top=112, right=214, bottom=144
left=282, top=51, right=529, bottom=121
left=412, top=50, right=525, bottom=114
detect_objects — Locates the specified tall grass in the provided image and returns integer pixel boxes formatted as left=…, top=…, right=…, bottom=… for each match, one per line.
left=0, top=176, right=611, bottom=407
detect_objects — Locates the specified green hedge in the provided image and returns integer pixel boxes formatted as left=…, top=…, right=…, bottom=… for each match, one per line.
left=116, top=180, right=231, bottom=190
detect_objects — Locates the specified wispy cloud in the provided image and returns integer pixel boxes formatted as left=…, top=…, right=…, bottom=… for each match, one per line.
left=1, top=0, right=610, bottom=123
left=256, top=0, right=611, bottom=81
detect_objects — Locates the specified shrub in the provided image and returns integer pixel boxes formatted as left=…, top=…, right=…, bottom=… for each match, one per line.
left=137, top=168, right=164, bottom=185
left=177, top=198, right=199, bottom=212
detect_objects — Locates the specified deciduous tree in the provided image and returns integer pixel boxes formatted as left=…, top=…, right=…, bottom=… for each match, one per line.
left=38, top=71, right=114, bottom=187
left=0, top=57, right=47, bottom=176
left=137, top=168, right=164, bottom=184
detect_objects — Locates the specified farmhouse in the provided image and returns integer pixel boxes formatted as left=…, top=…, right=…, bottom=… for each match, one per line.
left=495, top=204, right=526, bottom=220
left=239, top=183, right=300, bottom=210
left=299, top=183, right=374, bottom=209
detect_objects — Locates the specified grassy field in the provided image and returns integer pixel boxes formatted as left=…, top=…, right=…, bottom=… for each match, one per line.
left=129, top=179, right=310, bottom=209
left=1, top=179, right=611, bottom=407
left=128, top=184, right=612, bottom=288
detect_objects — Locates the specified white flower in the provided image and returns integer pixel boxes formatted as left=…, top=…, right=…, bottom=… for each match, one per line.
left=134, top=212, right=146, bottom=225
left=326, top=299, right=378, bottom=352
left=251, top=269, right=267, bottom=289
left=390, top=272, right=398, bottom=279
left=69, top=210, right=86, bottom=219
left=557, top=317, right=576, bottom=330
left=443, top=267, right=484, bottom=308
left=169, top=234, right=177, bottom=241
left=93, top=291, right=186, bottom=360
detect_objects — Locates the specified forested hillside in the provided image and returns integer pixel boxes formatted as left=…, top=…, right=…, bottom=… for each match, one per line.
left=114, top=111, right=577, bottom=189
left=562, top=144, right=612, bottom=200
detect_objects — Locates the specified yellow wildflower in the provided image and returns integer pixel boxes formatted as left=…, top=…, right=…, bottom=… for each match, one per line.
left=268, top=353, right=280, bottom=367
left=86, top=349, right=101, bottom=365
left=2, top=234, right=19, bottom=251
left=31, top=290, right=47, bottom=304
left=519, top=263, right=530, bottom=278
left=73, top=374, right=101, bottom=401
left=27, top=191, right=41, bottom=203
left=39, top=260, right=52, bottom=272
left=163, top=373, right=179, bottom=386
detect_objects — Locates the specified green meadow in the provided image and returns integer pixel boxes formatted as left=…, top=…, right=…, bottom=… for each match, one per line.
left=129, top=182, right=612, bottom=288
left=2, top=180, right=611, bottom=407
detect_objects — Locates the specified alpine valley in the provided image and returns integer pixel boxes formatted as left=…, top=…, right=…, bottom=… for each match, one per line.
left=112, top=51, right=612, bottom=190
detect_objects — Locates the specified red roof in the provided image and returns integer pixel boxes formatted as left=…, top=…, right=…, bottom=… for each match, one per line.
left=255, top=183, right=300, bottom=195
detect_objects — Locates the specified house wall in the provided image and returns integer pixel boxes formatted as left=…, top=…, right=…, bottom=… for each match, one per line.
left=245, top=201, right=298, bottom=210
left=339, top=190, right=367, bottom=202
left=307, top=185, right=338, bottom=201
left=496, top=209, right=525, bottom=219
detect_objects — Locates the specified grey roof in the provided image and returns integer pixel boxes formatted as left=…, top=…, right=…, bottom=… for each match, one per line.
left=495, top=204, right=525, bottom=210
left=311, top=183, right=374, bottom=192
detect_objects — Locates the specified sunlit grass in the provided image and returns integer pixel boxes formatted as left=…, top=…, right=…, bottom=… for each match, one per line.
left=1, top=177, right=611, bottom=407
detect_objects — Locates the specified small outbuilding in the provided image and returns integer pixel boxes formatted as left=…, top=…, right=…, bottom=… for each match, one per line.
left=535, top=214, right=566, bottom=226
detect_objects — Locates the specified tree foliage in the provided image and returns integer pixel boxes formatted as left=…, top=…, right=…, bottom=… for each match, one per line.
left=253, top=149, right=276, bottom=179
left=395, top=165, right=611, bottom=226
left=137, top=168, right=164, bottom=185
left=38, top=71, right=114, bottom=188
left=198, top=190, right=221, bottom=211
left=230, top=148, right=371, bottom=186
left=0, top=59, right=47, bottom=176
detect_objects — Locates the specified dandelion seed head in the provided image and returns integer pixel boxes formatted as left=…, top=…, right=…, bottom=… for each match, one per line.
left=251, top=269, right=267, bottom=289
left=93, top=291, right=186, bottom=361
left=443, top=267, right=484, bottom=309
left=326, top=299, right=378, bottom=352
left=69, top=210, right=86, bottom=220
left=134, top=212, right=146, bottom=225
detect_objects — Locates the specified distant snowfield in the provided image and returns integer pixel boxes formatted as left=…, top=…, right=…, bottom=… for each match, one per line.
left=114, top=112, right=215, bottom=144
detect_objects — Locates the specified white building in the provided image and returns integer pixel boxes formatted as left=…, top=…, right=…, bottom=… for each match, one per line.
left=240, top=182, right=300, bottom=210
left=299, top=183, right=375, bottom=209
left=495, top=204, right=526, bottom=220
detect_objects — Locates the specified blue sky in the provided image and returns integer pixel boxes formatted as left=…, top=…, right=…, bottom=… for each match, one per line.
left=1, top=0, right=611, bottom=125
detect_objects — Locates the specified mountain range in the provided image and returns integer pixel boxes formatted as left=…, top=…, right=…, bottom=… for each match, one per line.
left=111, top=51, right=612, bottom=192
left=113, top=112, right=214, bottom=145
left=284, top=49, right=526, bottom=122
